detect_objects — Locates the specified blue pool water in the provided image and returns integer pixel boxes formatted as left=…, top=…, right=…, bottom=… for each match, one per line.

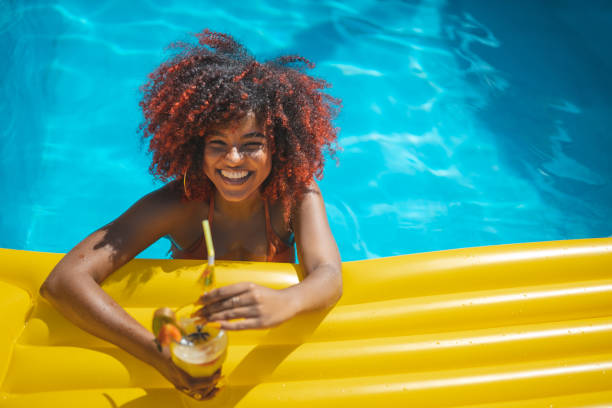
left=1, top=0, right=611, bottom=261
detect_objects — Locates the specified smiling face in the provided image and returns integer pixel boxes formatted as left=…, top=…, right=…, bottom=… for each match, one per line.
left=203, top=112, right=272, bottom=202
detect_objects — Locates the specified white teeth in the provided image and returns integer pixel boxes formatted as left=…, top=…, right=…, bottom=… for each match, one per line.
left=220, top=169, right=249, bottom=179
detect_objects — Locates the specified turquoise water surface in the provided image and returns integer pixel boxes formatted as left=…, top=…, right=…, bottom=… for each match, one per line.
left=1, top=0, right=611, bottom=261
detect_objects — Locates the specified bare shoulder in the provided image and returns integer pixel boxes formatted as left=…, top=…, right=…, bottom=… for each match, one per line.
left=139, top=180, right=186, bottom=210
left=292, top=180, right=340, bottom=267
left=269, top=181, right=327, bottom=243
left=293, top=180, right=324, bottom=216
left=112, top=181, right=186, bottom=226
left=97, top=180, right=208, bottom=256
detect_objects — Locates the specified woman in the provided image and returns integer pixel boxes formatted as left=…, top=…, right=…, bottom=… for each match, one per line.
left=39, top=29, right=342, bottom=400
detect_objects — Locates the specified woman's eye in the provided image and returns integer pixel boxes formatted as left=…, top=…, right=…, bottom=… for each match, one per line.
left=243, top=143, right=263, bottom=150
left=208, top=140, right=226, bottom=146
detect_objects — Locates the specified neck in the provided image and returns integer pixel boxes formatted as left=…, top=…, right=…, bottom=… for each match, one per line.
left=214, top=190, right=264, bottom=221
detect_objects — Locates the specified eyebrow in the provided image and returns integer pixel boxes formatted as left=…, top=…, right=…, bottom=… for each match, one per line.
left=208, top=131, right=265, bottom=139
left=243, top=132, right=265, bottom=139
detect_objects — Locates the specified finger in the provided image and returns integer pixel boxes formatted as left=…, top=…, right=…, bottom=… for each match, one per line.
left=192, top=386, right=220, bottom=401
left=177, top=385, right=203, bottom=401
left=176, top=386, right=190, bottom=394
left=204, top=386, right=221, bottom=400
left=190, top=390, right=206, bottom=401
left=197, top=282, right=254, bottom=306
left=193, top=375, right=221, bottom=395
left=219, top=318, right=262, bottom=331
left=189, top=377, right=221, bottom=400
left=198, top=283, right=252, bottom=306
left=199, top=292, right=258, bottom=316
left=189, top=369, right=222, bottom=388
left=208, top=305, right=260, bottom=322
left=190, top=306, right=207, bottom=319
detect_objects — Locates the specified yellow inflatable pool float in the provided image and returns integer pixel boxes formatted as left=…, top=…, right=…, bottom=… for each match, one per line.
left=1, top=238, right=612, bottom=407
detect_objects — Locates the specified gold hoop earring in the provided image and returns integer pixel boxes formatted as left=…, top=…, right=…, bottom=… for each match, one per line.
left=183, top=170, right=191, bottom=199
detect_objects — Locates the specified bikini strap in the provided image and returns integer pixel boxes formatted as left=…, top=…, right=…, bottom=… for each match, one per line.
left=264, top=200, right=275, bottom=261
left=208, top=192, right=215, bottom=227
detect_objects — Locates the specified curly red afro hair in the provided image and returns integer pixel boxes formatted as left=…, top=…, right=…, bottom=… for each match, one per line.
left=139, top=29, right=341, bottom=222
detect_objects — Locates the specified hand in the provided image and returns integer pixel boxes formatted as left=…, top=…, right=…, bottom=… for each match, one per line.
left=193, top=282, right=298, bottom=330
left=153, top=345, right=221, bottom=400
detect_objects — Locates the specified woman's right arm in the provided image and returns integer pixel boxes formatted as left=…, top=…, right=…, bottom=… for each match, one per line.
left=39, top=184, right=218, bottom=398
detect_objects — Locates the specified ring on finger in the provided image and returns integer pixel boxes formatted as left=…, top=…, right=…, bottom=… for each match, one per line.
left=193, top=392, right=203, bottom=400
left=231, top=296, right=240, bottom=307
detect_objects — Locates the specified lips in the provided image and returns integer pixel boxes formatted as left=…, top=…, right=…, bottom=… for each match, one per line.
left=217, top=169, right=252, bottom=185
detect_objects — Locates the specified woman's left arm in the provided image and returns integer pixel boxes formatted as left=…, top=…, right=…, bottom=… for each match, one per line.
left=195, top=183, right=342, bottom=329
left=285, top=182, right=343, bottom=312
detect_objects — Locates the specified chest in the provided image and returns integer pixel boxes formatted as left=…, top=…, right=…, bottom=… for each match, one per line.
left=210, top=215, right=269, bottom=262
left=169, top=198, right=292, bottom=262
left=170, top=207, right=277, bottom=262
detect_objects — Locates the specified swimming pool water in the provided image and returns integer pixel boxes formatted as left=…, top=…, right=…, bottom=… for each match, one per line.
left=1, top=0, right=611, bottom=261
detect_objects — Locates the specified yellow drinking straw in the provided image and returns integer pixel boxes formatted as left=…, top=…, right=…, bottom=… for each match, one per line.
left=167, top=220, right=218, bottom=330
left=201, top=219, right=215, bottom=287
left=202, top=220, right=215, bottom=266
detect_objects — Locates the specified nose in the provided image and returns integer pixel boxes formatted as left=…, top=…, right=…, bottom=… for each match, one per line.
left=225, top=145, right=243, bottom=163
